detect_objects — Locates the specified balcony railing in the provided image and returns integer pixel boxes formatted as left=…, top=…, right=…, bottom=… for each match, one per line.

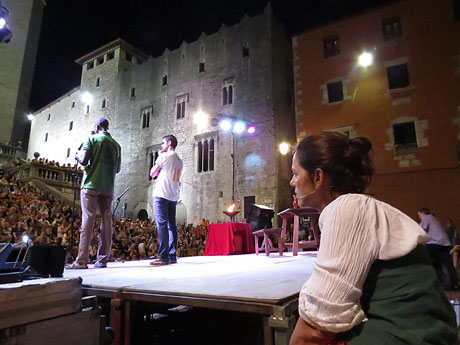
left=9, top=162, right=83, bottom=188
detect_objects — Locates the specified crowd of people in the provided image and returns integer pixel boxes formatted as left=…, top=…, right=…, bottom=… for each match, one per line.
left=0, top=172, right=207, bottom=264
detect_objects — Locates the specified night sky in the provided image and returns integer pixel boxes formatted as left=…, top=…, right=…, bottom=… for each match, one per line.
left=29, top=0, right=399, bottom=112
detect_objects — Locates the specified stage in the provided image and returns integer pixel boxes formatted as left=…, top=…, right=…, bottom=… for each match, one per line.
left=63, top=252, right=318, bottom=345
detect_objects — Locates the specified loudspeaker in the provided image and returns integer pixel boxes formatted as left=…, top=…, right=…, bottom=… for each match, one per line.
left=30, top=245, right=66, bottom=277
left=247, top=204, right=274, bottom=232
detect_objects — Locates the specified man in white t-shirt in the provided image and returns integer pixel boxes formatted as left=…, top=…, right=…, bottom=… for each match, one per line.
left=150, top=135, right=183, bottom=265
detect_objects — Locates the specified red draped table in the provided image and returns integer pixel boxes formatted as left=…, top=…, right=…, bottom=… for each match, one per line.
left=204, top=222, right=254, bottom=255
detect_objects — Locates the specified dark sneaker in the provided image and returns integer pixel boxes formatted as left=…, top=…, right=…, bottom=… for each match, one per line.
left=169, top=258, right=177, bottom=264
left=150, top=259, right=169, bottom=266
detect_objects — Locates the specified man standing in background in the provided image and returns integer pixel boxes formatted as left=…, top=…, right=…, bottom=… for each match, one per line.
left=66, top=117, right=121, bottom=269
left=418, top=208, right=458, bottom=289
left=150, top=135, right=183, bottom=265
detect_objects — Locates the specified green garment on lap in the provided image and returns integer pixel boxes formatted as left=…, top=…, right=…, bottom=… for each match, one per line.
left=338, top=245, right=457, bottom=345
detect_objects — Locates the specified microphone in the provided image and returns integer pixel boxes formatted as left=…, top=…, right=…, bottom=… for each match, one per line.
left=297, top=190, right=316, bottom=200
left=77, top=142, right=84, bottom=150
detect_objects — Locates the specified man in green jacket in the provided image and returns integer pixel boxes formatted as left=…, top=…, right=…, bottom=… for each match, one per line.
left=66, top=117, right=121, bottom=269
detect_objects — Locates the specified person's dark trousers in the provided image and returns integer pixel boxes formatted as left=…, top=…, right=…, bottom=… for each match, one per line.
left=154, top=196, right=178, bottom=262
left=426, top=244, right=458, bottom=288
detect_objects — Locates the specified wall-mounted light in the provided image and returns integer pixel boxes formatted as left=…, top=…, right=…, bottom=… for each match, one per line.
left=358, top=51, right=374, bottom=68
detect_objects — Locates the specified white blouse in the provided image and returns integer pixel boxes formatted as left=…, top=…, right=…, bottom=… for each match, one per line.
left=298, top=194, right=428, bottom=333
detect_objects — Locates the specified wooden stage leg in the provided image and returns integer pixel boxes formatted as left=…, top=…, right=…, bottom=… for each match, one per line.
left=111, top=292, right=131, bottom=345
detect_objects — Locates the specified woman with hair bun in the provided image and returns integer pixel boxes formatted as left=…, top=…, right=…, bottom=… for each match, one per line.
left=289, top=132, right=456, bottom=345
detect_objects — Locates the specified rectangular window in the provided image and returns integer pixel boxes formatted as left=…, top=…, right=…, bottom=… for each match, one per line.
left=130, top=88, right=136, bottom=98
left=393, top=122, right=417, bottom=150
left=96, top=56, right=104, bottom=65
left=228, top=85, right=233, bottom=105
left=69, top=121, right=73, bottom=131
left=47, top=114, right=51, bottom=121
left=175, top=94, right=188, bottom=119
left=197, top=138, right=215, bottom=173
left=223, top=86, right=233, bottom=106
left=387, top=63, right=410, bottom=89
left=327, top=82, right=344, bottom=103
left=222, top=87, right=228, bottom=106
left=66, top=148, right=71, bottom=158
left=199, top=62, right=205, bottom=73
left=323, top=35, right=340, bottom=58
left=71, top=101, right=75, bottom=108
left=142, top=111, right=150, bottom=128
left=86, top=105, right=90, bottom=114
left=87, top=61, right=94, bottom=70
left=102, top=99, right=106, bottom=109
left=203, top=140, right=209, bottom=172
left=107, top=51, right=115, bottom=60
left=162, top=75, right=168, bottom=86
left=176, top=101, right=185, bottom=119
left=96, top=77, right=100, bottom=87
left=455, top=0, right=460, bottom=21
left=382, top=17, right=402, bottom=41
left=197, top=141, right=203, bottom=173
left=209, top=139, right=214, bottom=171
left=242, top=46, right=249, bottom=57
left=45, top=133, right=48, bottom=142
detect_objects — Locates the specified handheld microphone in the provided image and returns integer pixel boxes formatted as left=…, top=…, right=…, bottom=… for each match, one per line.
left=77, top=142, right=84, bottom=150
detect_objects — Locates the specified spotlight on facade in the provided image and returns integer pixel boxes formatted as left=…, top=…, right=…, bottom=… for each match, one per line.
left=81, top=92, right=93, bottom=105
left=247, top=125, right=256, bottom=134
left=0, top=1, right=12, bottom=44
left=358, top=51, right=373, bottom=68
left=27, top=113, right=34, bottom=121
left=279, top=142, right=290, bottom=155
left=233, top=121, right=246, bottom=134
left=219, top=119, right=232, bottom=131
left=193, top=110, right=209, bottom=126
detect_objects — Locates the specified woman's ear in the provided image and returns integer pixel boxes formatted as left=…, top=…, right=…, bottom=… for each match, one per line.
left=313, top=168, right=325, bottom=189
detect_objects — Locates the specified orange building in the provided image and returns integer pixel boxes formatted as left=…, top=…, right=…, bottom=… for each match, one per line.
left=292, top=0, right=460, bottom=225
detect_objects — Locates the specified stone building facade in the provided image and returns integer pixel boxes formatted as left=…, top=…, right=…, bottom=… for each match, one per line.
left=0, top=0, right=45, bottom=145
left=28, top=5, right=296, bottom=225
left=292, top=0, right=460, bottom=224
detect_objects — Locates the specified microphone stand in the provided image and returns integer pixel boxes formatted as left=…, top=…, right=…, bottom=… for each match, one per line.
left=111, top=187, right=129, bottom=262
left=69, top=148, right=81, bottom=258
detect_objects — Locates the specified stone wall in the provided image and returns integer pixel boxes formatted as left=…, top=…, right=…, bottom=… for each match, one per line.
left=28, top=4, right=295, bottom=225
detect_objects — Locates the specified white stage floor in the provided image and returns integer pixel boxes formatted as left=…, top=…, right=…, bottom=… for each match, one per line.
left=64, top=252, right=317, bottom=305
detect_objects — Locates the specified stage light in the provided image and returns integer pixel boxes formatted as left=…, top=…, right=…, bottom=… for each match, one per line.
left=81, top=92, right=93, bottom=105
left=233, top=121, right=246, bottom=134
left=219, top=119, right=232, bottom=131
left=358, top=51, right=373, bottom=68
left=27, top=114, right=34, bottom=121
left=279, top=143, right=289, bottom=155
left=0, top=1, right=12, bottom=44
left=22, top=234, right=30, bottom=244
left=193, top=110, right=209, bottom=127
left=247, top=125, right=256, bottom=134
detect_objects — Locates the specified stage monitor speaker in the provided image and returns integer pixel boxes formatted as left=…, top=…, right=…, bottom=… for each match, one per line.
left=0, top=243, right=13, bottom=267
left=30, top=245, right=66, bottom=277
left=247, top=204, right=274, bottom=232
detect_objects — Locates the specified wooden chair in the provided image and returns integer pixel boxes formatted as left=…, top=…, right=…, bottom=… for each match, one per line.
left=253, top=228, right=283, bottom=256
left=277, top=207, right=321, bottom=256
